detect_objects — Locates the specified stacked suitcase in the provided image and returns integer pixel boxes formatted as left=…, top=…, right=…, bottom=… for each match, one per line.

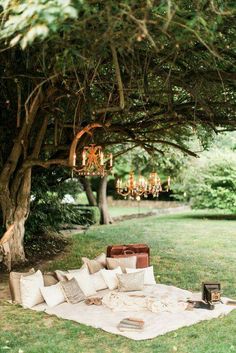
left=106, top=243, right=150, bottom=268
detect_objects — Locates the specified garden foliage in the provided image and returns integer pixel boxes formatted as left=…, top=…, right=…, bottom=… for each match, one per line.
left=26, top=169, right=99, bottom=240
left=174, top=134, right=236, bottom=212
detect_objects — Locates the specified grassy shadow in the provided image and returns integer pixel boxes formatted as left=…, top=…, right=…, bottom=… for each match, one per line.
left=183, top=213, right=236, bottom=221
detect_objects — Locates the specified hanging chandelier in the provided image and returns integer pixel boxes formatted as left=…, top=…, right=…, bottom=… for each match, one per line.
left=116, top=171, right=147, bottom=200
left=72, top=144, right=113, bottom=176
left=116, top=170, right=170, bottom=200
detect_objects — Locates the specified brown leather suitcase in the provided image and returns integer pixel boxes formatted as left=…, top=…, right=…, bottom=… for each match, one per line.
left=106, top=244, right=150, bottom=268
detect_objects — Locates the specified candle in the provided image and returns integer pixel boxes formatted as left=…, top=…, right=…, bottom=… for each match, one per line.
left=116, top=179, right=120, bottom=189
left=73, top=153, right=76, bottom=167
left=100, top=152, right=104, bottom=165
left=167, top=176, right=171, bottom=190
left=109, top=153, right=113, bottom=167
left=82, top=150, right=86, bottom=166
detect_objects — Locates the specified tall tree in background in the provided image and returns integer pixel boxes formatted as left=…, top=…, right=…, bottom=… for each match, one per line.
left=0, top=0, right=235, bottom=268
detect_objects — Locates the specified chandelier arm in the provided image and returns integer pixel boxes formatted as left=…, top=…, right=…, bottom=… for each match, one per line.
left=68, top=123, right=110, bottom=167
left=116, top=190, right=132, bottom=197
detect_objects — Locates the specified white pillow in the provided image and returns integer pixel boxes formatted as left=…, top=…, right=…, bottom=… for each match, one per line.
left=20, top=270, right=45, bottom=308
left=66, top=267, right=97, bottom=297
left=40, top=282, right=65, bottom=307
left=55, top=265, right=87, bottom=281
left=126, top=266, right=156, bottom=285
left=100, top=267, right=122, bottom=290
left=90, top=271, right=108, bottom=291
left=106, top=256, right=137, bottom=272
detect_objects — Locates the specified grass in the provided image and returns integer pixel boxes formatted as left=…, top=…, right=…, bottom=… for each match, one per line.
left=1, top=211, right=236, bottom=353
left=109, top=205, right=153, bottom=218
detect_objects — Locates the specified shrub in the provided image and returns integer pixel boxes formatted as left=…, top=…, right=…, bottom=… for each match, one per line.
left=26, top=198, right=100, bottom=240
left=174, top=150, right=236, bottom=212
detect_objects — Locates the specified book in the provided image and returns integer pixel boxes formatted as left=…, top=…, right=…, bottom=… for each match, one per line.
left=117, top=317, right=145, bottom=332
left=118, top=325, right=144, bottom=332
left=126, top=317, right=145, bottom=324
left=120, top=319, right=144, bottom=327
left=226, top=300, right=236, bottom=306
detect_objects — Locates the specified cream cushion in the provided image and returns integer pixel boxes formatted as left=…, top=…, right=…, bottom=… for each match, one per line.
left=126, top=266, right=156, bottom=285
left=40, top=282, right=65, bottom=307
left=82, top=253, right=107, bottom=274
left=106, top=256, right=137, bottom=272
left=117, top=271, right=144, bottom=292
left=20, top=270, right=44, bottom=308
left=55, top=265, right=87, bottom=282
left=9, top=268, right=35, bottom=304
left=66, top=267, right=97, bottom=297
left=100, top=267, right=122, bottom=290
left=43, top=272, right=58, bottom=286
left=90, top=271, right=108, bottom=291
left=55, top=270, right=69, bottom=282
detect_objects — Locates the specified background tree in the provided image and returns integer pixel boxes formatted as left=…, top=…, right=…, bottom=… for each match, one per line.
left=174, top=132, right=236, bottom=212
left=0, top=0, right=235, bottom=268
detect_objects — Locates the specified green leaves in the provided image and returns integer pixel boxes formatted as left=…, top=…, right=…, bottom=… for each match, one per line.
left=174, top=133, right=236, bottom=212
left=0, top=0, right=81, bottom=49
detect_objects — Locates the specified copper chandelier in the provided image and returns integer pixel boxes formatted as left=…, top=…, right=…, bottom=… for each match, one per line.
left=116, top=170, right=170, bottom=200
left=72, top=144, right=113, bottom=176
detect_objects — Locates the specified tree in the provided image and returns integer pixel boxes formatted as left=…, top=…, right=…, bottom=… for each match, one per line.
left=0, top=1, right=236, bottom=268
left=174, top=133, right=236, bottom=211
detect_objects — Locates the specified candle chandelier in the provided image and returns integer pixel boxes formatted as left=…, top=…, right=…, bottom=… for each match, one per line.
left=116, top=170, right=170, bottom=200
left=72, top=144, right=113, bottom=176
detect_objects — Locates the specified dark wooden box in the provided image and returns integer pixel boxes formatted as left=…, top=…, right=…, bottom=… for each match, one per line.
left=202, top=282, right=221, bottom=303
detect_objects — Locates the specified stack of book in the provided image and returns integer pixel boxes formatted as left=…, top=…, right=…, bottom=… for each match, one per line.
left=117, top=317, right=145, bottom=332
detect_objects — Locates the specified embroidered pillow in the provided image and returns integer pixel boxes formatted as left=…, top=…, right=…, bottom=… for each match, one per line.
left=117, top=271, right=144, bottom=292
left=60, top=278, right=85, bottom=304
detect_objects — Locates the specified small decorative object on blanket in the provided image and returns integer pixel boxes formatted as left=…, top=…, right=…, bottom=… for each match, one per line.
left=202, top=282, right=221, bottom=304
left=118, top=317, right=145, bottom=332
left=187, top=282, right=222, bottom=311
left=187, top=300, right=215, bottom=310
left=85, top=297, right=102, bottom=305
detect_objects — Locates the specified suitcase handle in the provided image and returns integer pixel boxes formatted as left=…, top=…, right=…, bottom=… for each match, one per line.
left=123, top=249, right=135, bottom=255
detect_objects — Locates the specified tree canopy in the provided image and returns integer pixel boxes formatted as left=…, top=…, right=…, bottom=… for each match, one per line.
left=0, top=0, right=236, bottom=267
left=1, top=0, right=236, bottom=162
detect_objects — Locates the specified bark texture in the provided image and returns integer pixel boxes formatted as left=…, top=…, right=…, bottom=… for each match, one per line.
left=79, top=176, right=97, bottom=206
left=97, top=176, right=113, bottom=225
left=0, top=89, right=46, bottom=269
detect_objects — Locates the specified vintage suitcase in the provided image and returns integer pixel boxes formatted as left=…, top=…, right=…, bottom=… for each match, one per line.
left=106, top=244, right=150, bottom=268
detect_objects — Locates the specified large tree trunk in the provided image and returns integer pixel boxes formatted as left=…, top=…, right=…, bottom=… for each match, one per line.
left=97, top=176, right=112, bottom=225
left=0, top=169, right=31, bottom=269
left=0, top=88, right=48, bottom=270
left=79, top=176, right=97, bottom=206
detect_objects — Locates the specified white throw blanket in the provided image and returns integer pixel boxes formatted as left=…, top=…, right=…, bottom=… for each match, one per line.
left=32, top=284, right=236, bottom=341
left=102, top=291, right=188, bottom=313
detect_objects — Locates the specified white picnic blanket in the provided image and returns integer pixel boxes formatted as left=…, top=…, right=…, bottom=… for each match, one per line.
left=32, top=284, right=236, bottom=340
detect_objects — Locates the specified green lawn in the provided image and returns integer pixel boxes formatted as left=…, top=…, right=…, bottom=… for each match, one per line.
left=1, top=211, right=236, bottom=353
left=109, top=205, right=153, bottom=218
